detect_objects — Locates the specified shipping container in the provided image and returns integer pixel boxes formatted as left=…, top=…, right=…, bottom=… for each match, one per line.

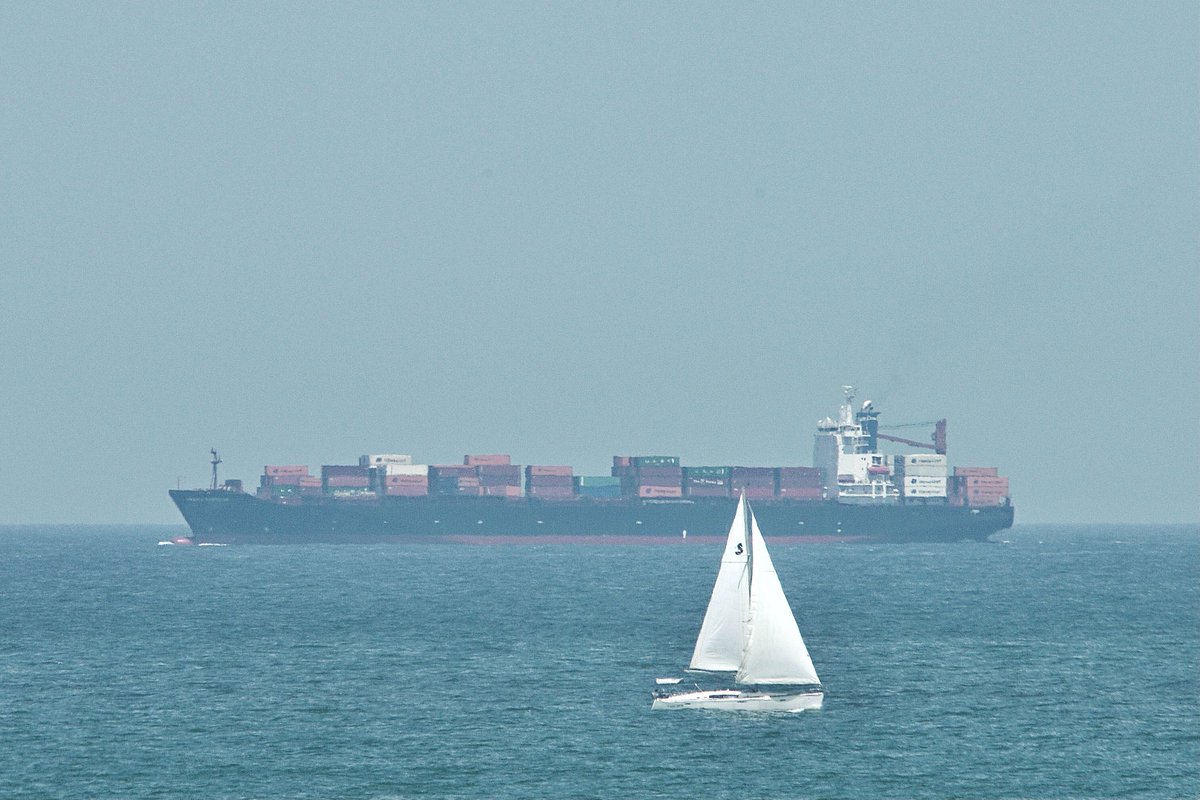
left=898, top=454, right=948, bottom=466
left=384, top=464, right=430, bottom=476
left=528, top=485, right=575, bottom=499
left=265, top=465, right=309, bottom=477
left=526, top=465, right=573, bottom=477
left=685, top=485, right=731, bottom=497
left=527, top=475, right=573, bottom=488
left=322, top=465, right=370, bottom=478
left=778, top=486, right=823, bottom=499
left=359, top=454, right=413, bottom=467
left=576, top=485, right=622, bottom=498
left=482, top=485, right=522, bottom=498
left=574, top=475, right=621, bottom=487
left=777, top=467, right=821, bottom=480
left=427, top=462, right=472, bottom=474
left=383, top=475, right=429, bottom=486
left=686, top=476, right=730, bottom=488
left=385, top=485, right=428, bottom=496
left=638, top=485, right=683, bottom=498
left=731, top=467, right=774, bottom=478
left=325, top=476, right=370, bottom=488
left=631, top=456, right=680, bottom=467
left=635, top=467, right=683, bottom=481
left=465, top=454, right=511, bottom=466
left=965, top=477, right=1009, bottom=489
left=263, top=473, right=304, bottom=487
left=477, top=464, right=521, bottom=482
left=613, top=456, right=631, bottom=467
left=954, top=467, right=999, bottom=477
left=684, top=466, right=733, bottom=479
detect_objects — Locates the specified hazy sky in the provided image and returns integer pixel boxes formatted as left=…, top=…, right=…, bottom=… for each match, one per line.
left=1, top=3, right=1196, bottom=525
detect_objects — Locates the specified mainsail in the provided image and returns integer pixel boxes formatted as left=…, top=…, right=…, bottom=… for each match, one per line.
left=688, top=497, right=749, bottom=671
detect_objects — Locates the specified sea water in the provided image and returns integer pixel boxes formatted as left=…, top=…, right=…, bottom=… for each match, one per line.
left=0, top=524, right=1195, bottom=799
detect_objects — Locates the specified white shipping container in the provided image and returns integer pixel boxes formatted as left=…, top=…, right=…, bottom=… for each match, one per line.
left=361, top=454, right=414, bottom=467
left=902, top=476, right=947, bottom=496
left=384, top=463, right=429, bottom=476
left=899, top=454, right=947, bottom=466
left=897, top=465, right=948, bottom=478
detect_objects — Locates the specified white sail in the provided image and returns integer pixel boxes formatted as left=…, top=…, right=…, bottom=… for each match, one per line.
left=735, top=508, right=821, bottom=686
left=688, top=496, right=750, bottom=672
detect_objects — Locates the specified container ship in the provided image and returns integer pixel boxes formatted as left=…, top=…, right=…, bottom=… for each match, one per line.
left=169, top=388, right=1014, bottom=544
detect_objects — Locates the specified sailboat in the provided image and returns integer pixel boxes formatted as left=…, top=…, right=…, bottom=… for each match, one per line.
left=652, top=493, right=824, bottom=711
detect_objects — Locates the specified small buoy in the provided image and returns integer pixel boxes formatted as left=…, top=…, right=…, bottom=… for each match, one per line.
left=682, top=529, right=687, bottom=540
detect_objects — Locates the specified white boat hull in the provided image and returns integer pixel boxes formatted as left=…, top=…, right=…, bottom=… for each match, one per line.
left=651, top=688, right=823, bottom=712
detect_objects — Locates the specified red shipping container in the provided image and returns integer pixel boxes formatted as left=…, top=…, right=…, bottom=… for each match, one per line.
left=638, top=485, right=683, bottom=498
left=465, top=454, right=511, bottom=466
left=265, top=465, right=309, bottom=477
left=778, top=467, right=821, bottom=480
left=528, top=485, right=575, bottom=498
left=385, top=485, right=429, bottom=496
left=740, top=486, right=774, bottom=499
left=477, top=464, right=521, bottom=481
left=686, top=485, right=731, bottom=497
left=966, top=477, right=1009, bottom=490
left=323, top=465, right=369, bottom=477
left=527, top=465, right=573, bottom=477
left=732, top=467, right=774, bottom=478
left=299, top=476, right=322, bottom=488
left=265, top=474, right=305, bottom=486
left=528, top=475, right=573, bottom=488
left=326, top=476, right=370, bottom=488
left=431, top=465, right=476, bottom=476
left=732, top=478, right=774, bottom=489
left=954, top=467, right=999, bottom=477
left=779, top=486, right=822, bottom=498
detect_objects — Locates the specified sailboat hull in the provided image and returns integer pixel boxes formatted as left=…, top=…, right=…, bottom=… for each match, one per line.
left=651, top=688, right=823, bottom=712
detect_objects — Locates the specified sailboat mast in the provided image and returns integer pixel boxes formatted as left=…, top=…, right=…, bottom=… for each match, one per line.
left=742, top=493, right=753, bottom=596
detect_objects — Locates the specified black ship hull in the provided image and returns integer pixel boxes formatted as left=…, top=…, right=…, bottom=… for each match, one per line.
left=169, top=490, right=1013, bottom=544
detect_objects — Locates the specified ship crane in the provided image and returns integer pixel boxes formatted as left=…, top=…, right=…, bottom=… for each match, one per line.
left=876, top=420, right=947, bottom=455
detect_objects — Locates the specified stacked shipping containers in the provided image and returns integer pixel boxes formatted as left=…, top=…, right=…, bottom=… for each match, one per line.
left=949, top=467, right=1009, bottom=507
left=684, top=466, right=731, bottom=497
left=731, top=467, right=774, bottom=499
left=613, top=456, right=683, bottom=498
left=322, top=465, right=372, bottom=497
left=475, top=459, right=522, bottom=498
left=526, top=465, right=574, bottom=499
left=896, top=454, right=948, bottom=499
left=381, top=463, right=430, bottom=496
left=430, top=464, right=478, bottom=496
left=777, top=467, right=822, bottom=500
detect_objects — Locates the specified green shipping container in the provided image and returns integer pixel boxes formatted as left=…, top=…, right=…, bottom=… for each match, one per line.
left=631, top=455, right=680, bottom=467
left=684, top=466, right=732, bottom=478
left=574, top=476, right=622, bottom=487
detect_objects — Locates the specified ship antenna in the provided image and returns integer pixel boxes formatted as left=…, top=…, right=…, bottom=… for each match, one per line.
left=210, top=448, right=222, bottom=491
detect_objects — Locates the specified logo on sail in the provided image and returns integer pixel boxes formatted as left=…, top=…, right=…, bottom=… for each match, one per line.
left=735, top=543, right=743, bottom=555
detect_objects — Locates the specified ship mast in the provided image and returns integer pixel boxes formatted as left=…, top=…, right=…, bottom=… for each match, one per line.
left=210, top=449, right=222, bottom=491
